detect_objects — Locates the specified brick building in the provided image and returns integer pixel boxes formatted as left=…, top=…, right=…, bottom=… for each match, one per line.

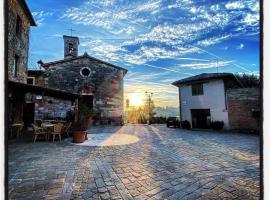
left=227, top=88, right=260, bottom=132
left=31, top=35, right=128, bottom=124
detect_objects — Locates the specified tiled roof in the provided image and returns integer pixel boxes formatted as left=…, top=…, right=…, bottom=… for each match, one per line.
left=172, top=73, right=240, bottom=86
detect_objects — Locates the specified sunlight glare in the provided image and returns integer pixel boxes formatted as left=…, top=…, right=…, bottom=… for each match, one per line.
left=129, top=93, right=144, bottom=107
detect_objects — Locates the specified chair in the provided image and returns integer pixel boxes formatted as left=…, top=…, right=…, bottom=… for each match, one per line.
left=51, top=123, right=64, bottom=142
left=62, top=122, right=72, bottom=137
left=31, top=124, right=47, bottom=143
left=9, top=123, right=24, bottom=139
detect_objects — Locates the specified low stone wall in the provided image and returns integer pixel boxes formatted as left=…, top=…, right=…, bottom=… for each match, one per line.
left=227, top=88, right=260, bottom=132
left=35, top=96, right=73, bottom=120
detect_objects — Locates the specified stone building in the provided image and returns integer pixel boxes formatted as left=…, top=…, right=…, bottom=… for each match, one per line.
left=8, top=0, right=36, bottom=83
left=7, top=0, right=79, bottom=128
left=35, top=35, right=128, bottom=124
left=7, top=0, right=36, bottom=123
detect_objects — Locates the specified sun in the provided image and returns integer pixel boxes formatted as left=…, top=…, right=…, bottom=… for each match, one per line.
left=129, top=93, right=144, bottom=107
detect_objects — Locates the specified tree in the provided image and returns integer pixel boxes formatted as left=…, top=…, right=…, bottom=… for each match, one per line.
left=144, top=92, right=156, bottom=124
left=235, top=73, right=260, bottom=88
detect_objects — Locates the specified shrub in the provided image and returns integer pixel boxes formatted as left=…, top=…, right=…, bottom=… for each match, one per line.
left=210, top=121, right=224, bottom=130
left=181, top=120, right=191, bottom=129
left=66, top=110, right=75, bottom=122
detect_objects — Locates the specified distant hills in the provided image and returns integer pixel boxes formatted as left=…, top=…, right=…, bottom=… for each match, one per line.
left=154, top=107, right=179, bottom=118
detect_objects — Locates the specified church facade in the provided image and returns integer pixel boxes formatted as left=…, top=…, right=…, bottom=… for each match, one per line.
left=33, top=35, right=127, bottom=124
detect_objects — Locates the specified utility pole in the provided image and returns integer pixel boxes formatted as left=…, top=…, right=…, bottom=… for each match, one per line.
left=145, top=91, right=153, bottom=125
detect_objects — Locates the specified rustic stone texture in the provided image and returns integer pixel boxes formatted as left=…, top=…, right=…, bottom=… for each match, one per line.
left=8, top=125, right=260, bottom=200
left=42, top=55, right=125, bottom=122
left=35, top=96, right=73, bottom=120
left=227, top=88, right=260, bottom=132
left=8, top=0, right=32, bottom=83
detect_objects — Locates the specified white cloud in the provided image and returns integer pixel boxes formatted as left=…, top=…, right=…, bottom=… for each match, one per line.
left=197, top=34, right=232, bottom=47
left=242, top=13, right=259, bottom=26
left=236, top=43, right=244, bottom=49
left=32, top=11, right=53, bottom=26
left=175, top=60, right=234, bottom=69
left=225, top=1, right=245, bottom=10
left=135, top=0, right=161, bottom=12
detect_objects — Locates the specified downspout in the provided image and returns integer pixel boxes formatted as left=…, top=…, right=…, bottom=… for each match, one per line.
left=179, top=86, right=182, bottom=121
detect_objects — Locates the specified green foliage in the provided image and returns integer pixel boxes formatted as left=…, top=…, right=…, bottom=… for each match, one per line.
left=235, top=73, right=260, bottom=88
left=66, top=110, right=75, bottom=122
left=181, top=120, right=191, bottom=129
left=210, top=121, right=224, bottom=130
left=73, top=102, right=94, bottom=131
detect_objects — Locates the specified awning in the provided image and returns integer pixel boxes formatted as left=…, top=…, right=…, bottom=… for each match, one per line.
left=8, top=81, right=80, bottom=101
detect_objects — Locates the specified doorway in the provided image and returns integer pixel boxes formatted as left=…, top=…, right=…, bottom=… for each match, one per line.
left=191, top=109, right=211, bottom=129
left=79, top=95, right=93, bottom=109
left=23, top=103, right=35, bottom=125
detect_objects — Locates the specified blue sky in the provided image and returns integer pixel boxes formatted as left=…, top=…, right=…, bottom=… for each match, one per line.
left=26, top=0, right=260, bottom=107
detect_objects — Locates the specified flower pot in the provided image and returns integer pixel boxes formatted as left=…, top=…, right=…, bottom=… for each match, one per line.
left=85, top=132, right=88, bottom=140
left=84, top=116, right=92, bottom=128
left=73, top=131, right=87, bottom=143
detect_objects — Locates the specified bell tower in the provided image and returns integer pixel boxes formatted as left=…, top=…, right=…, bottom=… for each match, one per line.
left=63, top=35, right=79, bottom=59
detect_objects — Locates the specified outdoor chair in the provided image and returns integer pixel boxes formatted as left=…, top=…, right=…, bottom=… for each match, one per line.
left=51, top=123, right=64, bottom=142
left=10, top=122, right=24, bottom=139
left=31, top=124, right=47, bottom=142
left=62, top=122, right=72, bottom=137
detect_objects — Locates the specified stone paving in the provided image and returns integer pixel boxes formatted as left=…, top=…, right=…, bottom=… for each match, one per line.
left=8, top=125, right=260, bottom=200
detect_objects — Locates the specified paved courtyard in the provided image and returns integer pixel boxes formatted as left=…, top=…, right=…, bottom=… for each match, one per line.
left=8, top=125, right=260, bottom=200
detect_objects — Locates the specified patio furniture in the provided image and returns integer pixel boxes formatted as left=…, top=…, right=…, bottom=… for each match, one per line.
left=62, top=122, right=72, bottom=137
left=10, top=123, right=24, bottom=139
left=51, top=123, right=64, bottom=142
left=41, top=123, right=54, bottom=140
left=31, top=124, right=47, bottom=142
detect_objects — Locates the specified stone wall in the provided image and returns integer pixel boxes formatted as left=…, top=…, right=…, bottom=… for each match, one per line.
left=8, top=0, right=31, bottom=83
left=35, top=96, right=73, bottom=120
left=43, top=56, right=125, bottom=122
left=227, top=88, right=260, bottom=132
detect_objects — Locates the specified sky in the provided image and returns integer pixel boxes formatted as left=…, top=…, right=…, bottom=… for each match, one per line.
left=26, top=0, right=260, bottom=107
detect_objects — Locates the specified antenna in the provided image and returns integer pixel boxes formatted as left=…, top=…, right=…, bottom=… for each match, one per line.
left=67, top=28, right=75, bottom=36
left=215, top=59, right=219, bottom=73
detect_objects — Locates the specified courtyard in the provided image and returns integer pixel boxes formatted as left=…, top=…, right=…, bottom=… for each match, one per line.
left=8, top=125, right=260, bottom=200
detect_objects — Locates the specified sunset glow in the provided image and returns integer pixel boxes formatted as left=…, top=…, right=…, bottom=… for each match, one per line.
left=128, top=93, right=144, bottom=107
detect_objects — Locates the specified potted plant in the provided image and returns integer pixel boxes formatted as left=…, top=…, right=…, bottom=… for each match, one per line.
left=72, top=103, right=93, bottom=143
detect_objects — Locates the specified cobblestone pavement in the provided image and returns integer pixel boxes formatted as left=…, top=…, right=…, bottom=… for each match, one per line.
left=8, top=125, right=260, bottom=200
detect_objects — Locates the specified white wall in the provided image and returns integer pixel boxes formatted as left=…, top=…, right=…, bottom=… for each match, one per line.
left=179, top=79, right=229, bottom=129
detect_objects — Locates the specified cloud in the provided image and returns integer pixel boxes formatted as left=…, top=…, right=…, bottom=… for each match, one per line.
left=175, top=60, right=234, bottom=69
left=32, top=11, right=53, bottom=26
left=242, top=13, right=259, bottom=26
left=59, top=0, right=258, bottom=77
left=197, top=34, right=232, bottom=47
left=225, top=1, right=245, bottom=10
left=236, top=43, right=244, bottom=50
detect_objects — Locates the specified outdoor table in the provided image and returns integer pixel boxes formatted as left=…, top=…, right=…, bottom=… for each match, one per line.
left=41, top=123, right=54, bottom=140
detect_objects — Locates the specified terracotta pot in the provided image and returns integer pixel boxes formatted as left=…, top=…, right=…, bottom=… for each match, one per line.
left=84, top=116, right=92, bottom=128
left=73, top=131, right=86, bottom=143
